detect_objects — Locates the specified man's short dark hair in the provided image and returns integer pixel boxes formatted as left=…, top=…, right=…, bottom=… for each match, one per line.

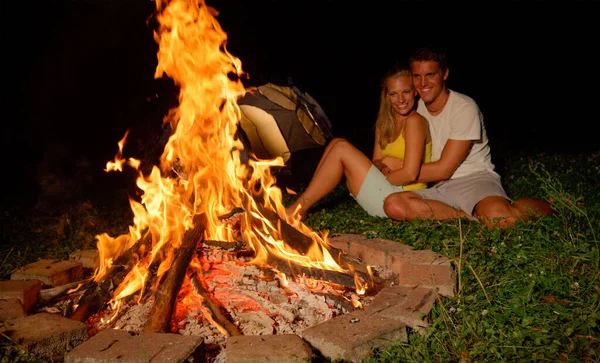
left=409, top=46, right=448, bottom=72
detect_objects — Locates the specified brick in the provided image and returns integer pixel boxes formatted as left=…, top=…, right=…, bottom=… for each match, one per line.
left=11, top=259, right=83, bottom=287
left=1, top=313, right=88, bottom=360
left=69, top=249, right=99, bottom=270
left=64, top=329, right=203, bottom=363
left=392, top=261, right=456, bottom=297
left=226, top=334, right=314, bottom=363
left=347, top=241, right=388, bottom=267
left=0, top=298, right=26, bottom=320
left=0, top=279, right=42, bottom=312
left=385, top=247, right=456, bottom=297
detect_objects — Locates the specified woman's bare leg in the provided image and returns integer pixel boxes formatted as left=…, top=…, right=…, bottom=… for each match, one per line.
left=286, top=138, right=373, bottom=217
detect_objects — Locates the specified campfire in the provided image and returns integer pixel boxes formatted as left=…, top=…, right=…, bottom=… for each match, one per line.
left=60, top=0, right=389, bottom=353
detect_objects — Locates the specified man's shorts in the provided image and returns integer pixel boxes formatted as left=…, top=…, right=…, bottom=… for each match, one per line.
left=412, top=170, right=509, bottom=217
left=352, top=165, right=404, bottom=217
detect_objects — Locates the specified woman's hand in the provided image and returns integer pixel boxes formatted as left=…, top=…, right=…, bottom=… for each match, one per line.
left=381, top=156, right=404, bottom=170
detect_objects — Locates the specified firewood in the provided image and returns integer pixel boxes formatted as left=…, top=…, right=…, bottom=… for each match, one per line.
left=256, top=204, right=382, bottom=285
left=265, top=255, right=376, bottom=291
left=144, top=213, right=207, bottom=333
left=70, top=278, right=114, bottom=322
left=113, top=229, right=153, bottom=267
left=69, top=231, right=153, bottom=322
left=202, top=239, right=246, bottom=251
left=217, top=207, right=246, bottom=224
left=40, top=279, right=93, bottom=301
left=190, top=272, right=241, bottom=336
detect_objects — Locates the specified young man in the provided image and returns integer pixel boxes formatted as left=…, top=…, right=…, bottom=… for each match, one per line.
left=382, top=46, right=553, bottom=228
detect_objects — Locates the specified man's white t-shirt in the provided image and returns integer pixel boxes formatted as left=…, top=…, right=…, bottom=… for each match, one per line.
left=417, top=90, right=497, bottom=179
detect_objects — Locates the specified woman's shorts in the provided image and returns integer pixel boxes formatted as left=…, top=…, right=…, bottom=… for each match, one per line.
left=351, top=165, right=404, bottom=217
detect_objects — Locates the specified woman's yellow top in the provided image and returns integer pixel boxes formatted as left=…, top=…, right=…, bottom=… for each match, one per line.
left=381, top=133, right=432, bottom=190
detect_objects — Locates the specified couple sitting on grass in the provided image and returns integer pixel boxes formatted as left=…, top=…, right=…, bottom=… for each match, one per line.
left=285, top=46, right=553, bottom=229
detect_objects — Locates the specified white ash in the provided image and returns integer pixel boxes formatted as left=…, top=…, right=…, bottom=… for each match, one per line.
left=110, top=299, right=153, bottom=332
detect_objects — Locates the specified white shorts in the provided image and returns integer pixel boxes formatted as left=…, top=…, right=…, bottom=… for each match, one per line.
left=412, top=170, right=509, bottom=217
left=352, top=165, right=404, bottom=217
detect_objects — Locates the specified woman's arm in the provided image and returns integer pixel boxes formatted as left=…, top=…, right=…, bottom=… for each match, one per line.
left=372, top=129, right=384, bottom=171
left=385, top=114, right=428, bottom=185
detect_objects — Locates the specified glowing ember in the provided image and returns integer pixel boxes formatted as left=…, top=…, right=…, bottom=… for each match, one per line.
left=93, top=0, right=368, bottom=319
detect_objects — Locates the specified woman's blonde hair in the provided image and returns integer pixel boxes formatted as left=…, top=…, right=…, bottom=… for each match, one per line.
left=374, top=65, right=413, bottom=149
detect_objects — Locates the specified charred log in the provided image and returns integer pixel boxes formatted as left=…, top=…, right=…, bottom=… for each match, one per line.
left=265, top=255, right=375, bottom=291
left=144, top=213, right=207, bottom=333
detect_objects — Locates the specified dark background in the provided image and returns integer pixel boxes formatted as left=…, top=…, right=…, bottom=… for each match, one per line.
left=2, top=0, right=598, bottom=210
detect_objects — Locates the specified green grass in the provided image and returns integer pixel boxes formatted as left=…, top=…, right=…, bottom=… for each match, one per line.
left=2, top=151, right=599, bottom=362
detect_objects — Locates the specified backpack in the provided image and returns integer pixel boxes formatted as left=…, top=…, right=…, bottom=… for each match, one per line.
left=236, top=80, right=334, bottom=188
left=237, top=81, right=333, bottom=163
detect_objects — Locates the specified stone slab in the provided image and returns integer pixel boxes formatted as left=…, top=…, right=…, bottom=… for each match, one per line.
left=366, top=286, right=437, bottom=333
left=11, top=259, right=83, bottom=287
left=64, top=328, right=204, bottom=363
left=0, top=313, right=88, bottom=360
left=226, top=334, right=314, bottom=363
left=301, top=309, right=407, bottom=362
left=0, top=279, right=42, bottom=312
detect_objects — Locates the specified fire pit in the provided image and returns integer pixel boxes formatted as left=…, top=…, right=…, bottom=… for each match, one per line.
left=39, top=0, right=393, bottom=358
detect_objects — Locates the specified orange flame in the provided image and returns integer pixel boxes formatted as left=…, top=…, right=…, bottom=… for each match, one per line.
left=94, top=0, right=360, bottom=307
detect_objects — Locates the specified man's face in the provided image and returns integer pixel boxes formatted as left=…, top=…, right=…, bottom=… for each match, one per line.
left=410, top=60, right=448, bottom=104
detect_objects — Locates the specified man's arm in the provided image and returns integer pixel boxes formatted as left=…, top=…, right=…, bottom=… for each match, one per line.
left=417, top=139, right=473, bottom=183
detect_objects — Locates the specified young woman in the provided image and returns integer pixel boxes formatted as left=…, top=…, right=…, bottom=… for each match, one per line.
left=285, top=65, right=432, bottom=218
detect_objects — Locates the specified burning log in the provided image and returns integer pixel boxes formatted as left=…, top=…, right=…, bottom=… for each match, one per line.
left=113, top=230, right=153, bottom=267
left=144, top=213, right=207, bottom=333
left=257, top=206, right=383, bottom=287
left=139, top=240, right=176, bottom=304
left=203, top=239, right=246, bottom=251
left=69, top=231, right=153, bottom=322
left=266, top=255, right=369, bottom=291
left=189, top=272, right=241, bottom=336
left=70, top=279, right=114, bottom=322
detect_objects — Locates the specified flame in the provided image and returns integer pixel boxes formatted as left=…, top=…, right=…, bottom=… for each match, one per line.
left=93, top=0, right=361, bottom=309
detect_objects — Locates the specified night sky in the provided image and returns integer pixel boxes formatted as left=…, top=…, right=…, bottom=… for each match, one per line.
left=2, top=0, right=598, bottom=209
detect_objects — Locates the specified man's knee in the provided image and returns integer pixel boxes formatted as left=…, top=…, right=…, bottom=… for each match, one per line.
left=475, top=196, right=512, bottom=217
left=475, top=196, right=517, bottom=228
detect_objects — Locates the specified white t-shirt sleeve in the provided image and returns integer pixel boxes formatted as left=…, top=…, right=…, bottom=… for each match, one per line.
left=449, top=104, right=481, bottom=141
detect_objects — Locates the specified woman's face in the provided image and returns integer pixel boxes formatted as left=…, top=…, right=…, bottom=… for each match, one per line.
left=386, top=75, right=416, bottom=116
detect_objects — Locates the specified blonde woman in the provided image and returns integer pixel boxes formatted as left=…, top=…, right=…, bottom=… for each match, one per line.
left=286, top=65, right=432, bottom=218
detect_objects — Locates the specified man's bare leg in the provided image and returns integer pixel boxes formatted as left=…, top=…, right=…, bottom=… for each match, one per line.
left=286, top=138, right=372, bottom=217
left=384, top=192, right=468, bottom=221
left=475, top=196, right=553, bottom=229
